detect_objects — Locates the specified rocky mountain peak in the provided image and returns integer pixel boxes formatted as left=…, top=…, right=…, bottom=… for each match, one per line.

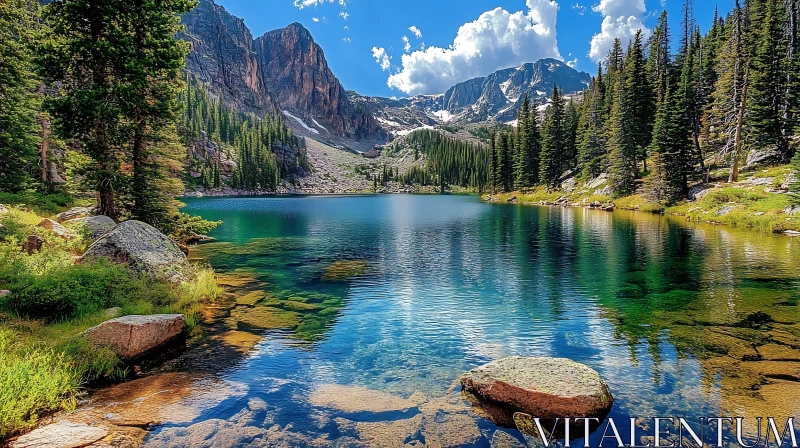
left=181, top=0, right=385, bottom=142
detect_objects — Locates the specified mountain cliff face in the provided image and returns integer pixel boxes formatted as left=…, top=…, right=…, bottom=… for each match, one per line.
left=181, top=0, right=385, bottom=142
left=351, top=59, right=591, bottom=135
left=442, top=59, right=592, bottom=123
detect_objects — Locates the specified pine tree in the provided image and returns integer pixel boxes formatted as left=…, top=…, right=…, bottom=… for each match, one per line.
left=525, top=102, right=541, bottom=186
left=490, top=131, right=499, bottom=193
left=578, top=66, right=607, bottom=179
left=540, top=85, right=566, bottom=187
left=607, top=73, right=638, bottom=197
left=41, top=0, right=132, bottom=218
left=499, top=132, right=514, bottom=192
left=747, top=0, right=791, bottom=162
left=646, top=81, right=691, bottom=203
left=514, top=95, right=536, bottom=189
left=564, top=99, right=579, bottom=170
left=707, top=0, right=749, bottom=182
left=122, top=0, right=197, bottom=229
left=623, top=30, right=654, bottom=172
left=0, top=0, right=41, bottom=192
left=647, top=11, right=671, bottom=103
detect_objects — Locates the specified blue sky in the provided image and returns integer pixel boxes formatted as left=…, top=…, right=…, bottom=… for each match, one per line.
left=215, top=0, right=731, bottom=98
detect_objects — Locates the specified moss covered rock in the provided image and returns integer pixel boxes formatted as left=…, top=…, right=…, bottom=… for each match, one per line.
left=80, top=220, right=188, bottom=281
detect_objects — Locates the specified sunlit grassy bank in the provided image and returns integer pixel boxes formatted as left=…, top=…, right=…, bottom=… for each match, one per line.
left=0, top=199, right=222, bottom=439
left=484, top=165, right=799, bottom=233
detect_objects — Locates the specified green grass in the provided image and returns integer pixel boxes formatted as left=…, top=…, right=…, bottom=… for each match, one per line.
left=0, top=329, right=81, bottom=438
left=666, top=186, right=796, bottom=233
left=484, top=169, right=797, bottom=233
left=0, top=206, right=223, bottom=439
left=0, top=192, right=90, bottom=216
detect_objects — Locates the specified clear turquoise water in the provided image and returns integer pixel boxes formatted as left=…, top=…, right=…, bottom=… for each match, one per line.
left=159, top=194, right=800, bottom=447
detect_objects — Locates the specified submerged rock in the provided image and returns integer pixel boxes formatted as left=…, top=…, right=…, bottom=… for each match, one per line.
left=10, top=421, right=108, bottom=448
left=85, top=314, right=186, bottom=359
left=65, top=215, right=116, bottom=240
left=69, top=372, right=248, bottom=428
left=55, top=206, right=96, bottom=223
left=460, top=356, right=613, bottom=422
left=80, top=220, right=188, bottom=280
left=321, top=260, right=368, bottom=281
left=308, top=384, right=417, bottom=414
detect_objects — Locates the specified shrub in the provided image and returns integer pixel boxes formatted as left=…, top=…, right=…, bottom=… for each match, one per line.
left=0, top=192, right=80, bottom=216
left=5, top=261, right=174, bottom=321
left=0, top=328, right=80, bottom=438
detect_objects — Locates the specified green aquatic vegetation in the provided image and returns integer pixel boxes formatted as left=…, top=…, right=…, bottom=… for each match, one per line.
left=282, top=300, right=320, bottom=312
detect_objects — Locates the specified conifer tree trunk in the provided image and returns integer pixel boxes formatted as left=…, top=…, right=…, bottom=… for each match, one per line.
left=730, top=68, right=749, bottom=183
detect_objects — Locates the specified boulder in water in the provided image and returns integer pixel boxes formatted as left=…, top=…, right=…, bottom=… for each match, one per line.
left=460, top=356, right=613, bottom=422
left=84, top=314, right=186, bottom=359
left=80, top=220, right=188, bottom=280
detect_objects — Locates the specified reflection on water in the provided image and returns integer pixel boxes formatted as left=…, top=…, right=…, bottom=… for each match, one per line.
left=155, top=195, right=800, bottom=447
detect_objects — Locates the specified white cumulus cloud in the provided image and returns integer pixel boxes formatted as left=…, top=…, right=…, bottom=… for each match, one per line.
left=312, top=17, right=320, bottom=22
left=409, top=26, right=423, bottom=39
left=571, top=3, right=586, bottom=15
left=402, top=36, right=411, bottom=52
left=372, top=47, right=391, bottom=71
left=293, top=0, right=333, bottom=9
left=588, top=0, right=650, bottom=62
left=339, top=11, right=349, bottom=20
left=387, top=0, right=562, bottom=95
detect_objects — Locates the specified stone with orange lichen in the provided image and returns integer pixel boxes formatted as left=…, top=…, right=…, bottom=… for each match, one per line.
left=460, top=357, right=613, bottom=421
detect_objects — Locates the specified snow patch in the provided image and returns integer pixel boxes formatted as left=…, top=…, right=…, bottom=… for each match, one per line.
left=506, top=119, right=519, bottom=127
left=536, top=90, right=546, bottom=96
left=377, top=117, right=403, bottom=128
left=395, top=125, right=434, bottom=137
left=283, top=111, right=319, bottom=135
left=311, top=118, right=328, bottom=132
left=432, top=110, right=453, bottom=122
left=537, top=103, right=550, bottom=112
left=499, top=79, right=513, bottom=95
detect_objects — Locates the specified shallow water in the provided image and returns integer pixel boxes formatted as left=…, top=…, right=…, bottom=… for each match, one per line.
left=161, top=194, right=800, bottom=447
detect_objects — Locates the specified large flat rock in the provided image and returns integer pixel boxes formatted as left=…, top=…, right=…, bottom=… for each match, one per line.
left=80, top=220, right=188, bottom=280
left=10, top=421, right=108, bottom=448
left=460, top=356, right=613, bottom=421
left=85, top=314, right=186, bottom=359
